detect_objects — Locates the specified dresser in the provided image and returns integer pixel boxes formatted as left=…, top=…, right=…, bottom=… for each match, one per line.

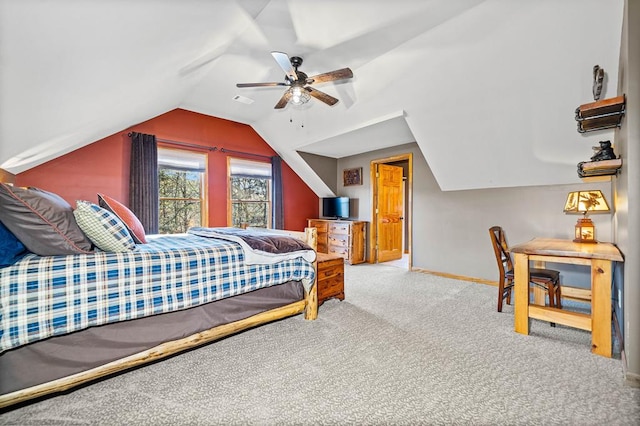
left=307, top=219, right=367, bottom=264
left=316, top=252, right=345, bottom=306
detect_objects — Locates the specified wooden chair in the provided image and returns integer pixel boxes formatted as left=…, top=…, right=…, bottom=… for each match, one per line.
left=489, top=226, right=562, bottom=313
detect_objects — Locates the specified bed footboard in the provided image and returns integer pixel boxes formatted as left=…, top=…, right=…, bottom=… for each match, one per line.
left=247, top=227, right=318, bottom=320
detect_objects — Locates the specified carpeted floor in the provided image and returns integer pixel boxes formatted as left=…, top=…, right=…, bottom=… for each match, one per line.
left=1, top=263, right=639, bottom=425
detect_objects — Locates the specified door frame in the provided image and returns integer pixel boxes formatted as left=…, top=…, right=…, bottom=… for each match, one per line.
left=369, top=153, right=413, bottom=269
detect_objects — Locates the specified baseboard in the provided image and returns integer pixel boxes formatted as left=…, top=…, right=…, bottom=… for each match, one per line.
left=411, top=268, right=497, bottom=286
left=414, top=270, right=594, bottom=306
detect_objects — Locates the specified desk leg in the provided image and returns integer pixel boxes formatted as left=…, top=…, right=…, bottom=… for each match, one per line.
left=591, top=259, right=612, bottom=357
left=514, top=253, right=530, bottom=335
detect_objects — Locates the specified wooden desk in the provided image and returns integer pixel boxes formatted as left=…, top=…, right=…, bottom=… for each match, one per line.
left=510, top=238, right=623, bottom=357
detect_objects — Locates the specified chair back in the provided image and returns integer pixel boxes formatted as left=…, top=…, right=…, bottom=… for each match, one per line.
left=489, top=226, right=513, bottom=277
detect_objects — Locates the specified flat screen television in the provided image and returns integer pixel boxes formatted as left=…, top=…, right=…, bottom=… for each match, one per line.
left=322, top=197, right=350, bottom=219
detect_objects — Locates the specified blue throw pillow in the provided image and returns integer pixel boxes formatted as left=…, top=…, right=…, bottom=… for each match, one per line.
left=0, top=220, right=28, bottom=267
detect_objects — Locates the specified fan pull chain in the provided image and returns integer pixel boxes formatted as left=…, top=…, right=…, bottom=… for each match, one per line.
left=289, top=112, right=304, bottom=128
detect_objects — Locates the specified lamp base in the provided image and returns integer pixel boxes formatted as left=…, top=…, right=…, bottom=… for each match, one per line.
left=573, top=217, right=597, bottom=243
left=573, top=237, right=599, bottom=244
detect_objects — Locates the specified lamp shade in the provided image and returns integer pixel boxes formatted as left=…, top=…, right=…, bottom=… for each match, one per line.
left=563, top=190, right=610, bottom=215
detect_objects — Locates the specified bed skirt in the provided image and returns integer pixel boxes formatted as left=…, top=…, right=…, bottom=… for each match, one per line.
left=0, top=281, right=304, bottom=396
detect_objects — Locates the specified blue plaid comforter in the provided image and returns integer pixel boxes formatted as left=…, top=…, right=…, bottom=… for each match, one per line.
left=0, top=233, right=315, bottom=353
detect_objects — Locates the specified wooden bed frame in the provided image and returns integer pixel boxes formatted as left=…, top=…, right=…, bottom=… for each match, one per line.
left=0, top=227, right=318, bottom=409
left=0, top=169, right=15, bottom=184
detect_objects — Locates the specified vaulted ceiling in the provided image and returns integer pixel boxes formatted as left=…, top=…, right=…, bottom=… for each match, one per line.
left=0, top=0, right=624, bottom=195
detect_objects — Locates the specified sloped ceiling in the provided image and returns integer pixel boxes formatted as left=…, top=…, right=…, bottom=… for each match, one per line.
left=0, top=0, right=624, bottom=195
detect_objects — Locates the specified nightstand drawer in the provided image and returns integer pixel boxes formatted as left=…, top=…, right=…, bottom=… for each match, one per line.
left=316, top=253, right=345, bottom=306
left=318, top=261, right=343, bottom=279
left=318, top=275, right=344, bottom=299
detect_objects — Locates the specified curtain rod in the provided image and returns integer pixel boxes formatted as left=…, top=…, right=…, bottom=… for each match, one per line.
left=157, top=138, right=218, bottom=152
left=126, top=133, right=275, bottom=159
left=127, top=133, right=217, bottom=152
left=220, top=148, right=273, bottom=160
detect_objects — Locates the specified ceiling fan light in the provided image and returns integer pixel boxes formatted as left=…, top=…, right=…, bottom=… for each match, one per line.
left=288, top=86, right=310, bottom=106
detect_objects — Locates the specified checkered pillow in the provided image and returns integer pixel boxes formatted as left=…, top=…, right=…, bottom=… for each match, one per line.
left=73, top=201, right=136, bottom=252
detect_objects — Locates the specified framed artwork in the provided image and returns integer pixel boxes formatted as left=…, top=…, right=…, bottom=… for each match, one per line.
left=343, top=167, right=363, bottom=186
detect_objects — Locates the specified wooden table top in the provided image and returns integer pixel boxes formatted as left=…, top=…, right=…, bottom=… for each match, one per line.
left=510, top=238, right=624, bottom=262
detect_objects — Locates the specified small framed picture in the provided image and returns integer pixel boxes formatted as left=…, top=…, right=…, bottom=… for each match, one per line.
left=343, top=167, right=363, bottom=186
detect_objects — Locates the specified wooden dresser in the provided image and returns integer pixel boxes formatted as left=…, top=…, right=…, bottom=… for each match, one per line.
left=316, top=252, right=345, bottom=306
left=308, top=219, right=367, bottom=264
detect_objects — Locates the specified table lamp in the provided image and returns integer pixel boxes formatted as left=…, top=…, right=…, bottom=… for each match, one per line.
left=563, top=190, right=610, bottom=243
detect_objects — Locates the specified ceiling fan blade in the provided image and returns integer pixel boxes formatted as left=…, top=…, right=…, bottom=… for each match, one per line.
left=236, top=82, right=288, bottom=88
left=305, top=87, right=339, bottom=106
left=274, top=91, right=291, bottom=109
left=271, top=51, right=297, bottom=81
left=307, top=68, right=353, bottom=85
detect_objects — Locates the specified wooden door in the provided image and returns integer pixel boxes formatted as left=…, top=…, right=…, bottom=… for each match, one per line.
left=376, top=164, right=403, bottom=262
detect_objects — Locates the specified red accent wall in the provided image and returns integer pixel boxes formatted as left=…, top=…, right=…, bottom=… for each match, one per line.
left=16, top=109, right=318, bottom=231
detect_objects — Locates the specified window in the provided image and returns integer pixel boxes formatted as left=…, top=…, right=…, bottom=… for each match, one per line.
left=158, top=148, right=207, bottom=233
left=229, top=158, right=272, bottom=228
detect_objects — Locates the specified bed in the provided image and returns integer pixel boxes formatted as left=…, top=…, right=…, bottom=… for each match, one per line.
left=0, top=185, right=318, bottom=408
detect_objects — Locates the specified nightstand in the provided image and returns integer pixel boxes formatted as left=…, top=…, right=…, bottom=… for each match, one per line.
left=316, top=252, right=345, bottom=306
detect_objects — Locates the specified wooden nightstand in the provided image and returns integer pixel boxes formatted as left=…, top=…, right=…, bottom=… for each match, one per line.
left=316, top=252, right=345, bottom=306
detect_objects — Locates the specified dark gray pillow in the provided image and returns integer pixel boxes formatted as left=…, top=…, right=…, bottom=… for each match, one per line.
left=0, top=183, right=93, bottom=256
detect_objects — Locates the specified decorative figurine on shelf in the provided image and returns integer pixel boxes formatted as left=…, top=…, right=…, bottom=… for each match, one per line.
left=577, top=140, right=622, bottom=178
left=593, top=65, right=604, bottom=101
left=590, top=140, right=616, bottom=162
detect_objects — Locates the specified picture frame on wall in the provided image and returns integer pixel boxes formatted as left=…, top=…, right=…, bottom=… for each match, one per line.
left=343, top=167, right=363, bottom=186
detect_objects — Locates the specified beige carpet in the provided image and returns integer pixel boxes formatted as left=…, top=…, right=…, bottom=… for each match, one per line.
left=1, top=263, right=639, bottom=425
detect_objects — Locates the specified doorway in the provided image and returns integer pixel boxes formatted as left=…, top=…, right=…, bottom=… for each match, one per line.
left=369, top=153, right=412, bottom=270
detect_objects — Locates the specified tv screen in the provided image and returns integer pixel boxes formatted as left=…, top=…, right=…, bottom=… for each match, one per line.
left=322, top=197, right=350, bottom=219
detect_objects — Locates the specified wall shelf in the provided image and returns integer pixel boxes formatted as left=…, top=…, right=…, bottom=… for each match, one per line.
left=575, top=95, right=625, bottom=133
left=577, top=158, right=622, bottom=179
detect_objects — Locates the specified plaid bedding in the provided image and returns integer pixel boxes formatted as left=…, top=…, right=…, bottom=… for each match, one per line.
left=0, top=233, right=315, bottom=353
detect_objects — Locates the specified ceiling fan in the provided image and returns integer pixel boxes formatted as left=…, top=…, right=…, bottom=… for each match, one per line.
left=236, top=51, right=353, bottom=109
